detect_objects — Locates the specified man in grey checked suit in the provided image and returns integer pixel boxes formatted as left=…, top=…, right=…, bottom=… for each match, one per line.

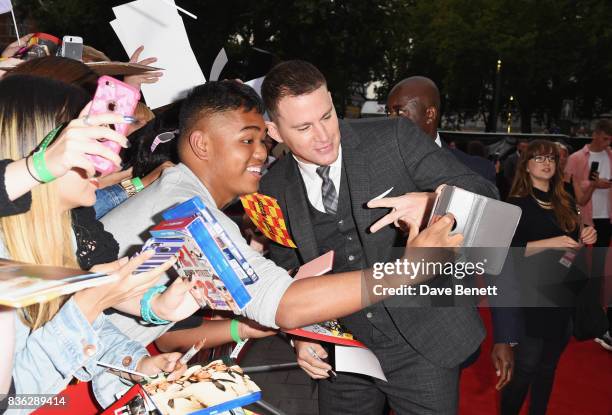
left=260, top=61, right=499, bottom=414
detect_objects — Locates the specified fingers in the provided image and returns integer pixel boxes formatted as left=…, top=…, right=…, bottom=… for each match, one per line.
left=167, top=361, right=187, bottom=381
left=369, top=213, right=398, bottom=233
left=129, top=45, right=144, bottom=63
left=492, top=356, right=501, bottom=377
left=78, top=101, right=93, bottom=118
left=78, top=112, right=132, bottom=130
left=134, top=256, right=177, bottom=286
left=405, top=219, right=420, bottom=243
left=167, top=277, right=192, bottom=295
left=138, top=57, right=157, bottom=66
left=294, top=341, right=330, bottom=378
left=84, top=140, right=125, bottom=162
left=159, top=352, right=183, bottom=371
left=19, top=33, right=34, bottom=44
left=83, top=126, right=129, bottom=148
left=367, top=195, right=402, bottom=209
left=495, top=361, right=513, bottom=391
left=137, top=75, right=163, bottom=84
left=90, top=257, right=126, bottom=273
left=297, top=358, right=331, bottom=379
left=448, top=233, right=464, bottom=247
left=430, top=213, right=455, bottom=232
left=120, top=250, right=156, bottom=276
left=4, top=33, right=33, bottom=52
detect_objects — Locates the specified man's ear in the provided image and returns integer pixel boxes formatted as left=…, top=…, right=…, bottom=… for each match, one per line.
left=426, top=107, right=438, bottom=125
left=189, top=129, right=209, bottom=160
left=266, top=121, right=284, bottom=143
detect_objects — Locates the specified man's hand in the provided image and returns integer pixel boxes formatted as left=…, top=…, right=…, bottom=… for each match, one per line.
left=406, top=213, right=463, bottom=248
left=491, top=343, right=514, bottom=390
left=368, top=192, right=436, bottom=233
left=293, top=339, right=331, bottom=379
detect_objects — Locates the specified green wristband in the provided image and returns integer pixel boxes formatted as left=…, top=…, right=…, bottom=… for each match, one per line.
left=132, top=177, right=144, bottom=192
left=230, top=319, right=242, bottom=343
left=32, top=125, right=63, bottom=183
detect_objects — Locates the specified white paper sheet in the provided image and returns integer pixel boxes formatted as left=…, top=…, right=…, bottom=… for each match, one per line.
left=209, top=48, right=228, bottom=81
left=245, top=76, right=265, bottom=97
left=334, top=345, right=387, bottom=381
left=110, top=0, right=205, bottom=109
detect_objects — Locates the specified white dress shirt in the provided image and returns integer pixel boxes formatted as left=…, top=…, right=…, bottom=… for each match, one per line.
left=435, top=132, right=442, bottom=148
left=294, top=145, right=343, bottom=213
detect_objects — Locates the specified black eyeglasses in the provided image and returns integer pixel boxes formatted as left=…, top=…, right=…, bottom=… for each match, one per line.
left=531, top=155, right=557, bottom=163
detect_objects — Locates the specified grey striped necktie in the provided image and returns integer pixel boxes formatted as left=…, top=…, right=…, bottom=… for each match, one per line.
left=316, top=165, right=338, bottom=215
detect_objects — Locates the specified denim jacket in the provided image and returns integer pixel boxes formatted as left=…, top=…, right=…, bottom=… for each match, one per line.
left=0, top=233, right=149, bottom=413
left=94, top=184, right=128, bottom=220
left=11, top=297, right=149, bottom=413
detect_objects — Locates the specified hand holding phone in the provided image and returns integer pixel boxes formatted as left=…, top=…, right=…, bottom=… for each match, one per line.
left=589, top=161, right=600, bottom=181
left=87, top=76, right=140, bottom=175
left=60, top=35, right=83, bottom=61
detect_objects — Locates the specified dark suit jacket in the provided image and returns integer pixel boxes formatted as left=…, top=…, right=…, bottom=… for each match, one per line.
left=260, top=117, right=500, bottom=368
left=503, top=152, right=520, bottom=187
left=448, top=146, right=497, bottom=184
left=441, top=144, right=519, bottom=344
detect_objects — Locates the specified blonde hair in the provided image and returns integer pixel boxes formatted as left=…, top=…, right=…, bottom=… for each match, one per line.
left=0, top=75, right=88, bottom=329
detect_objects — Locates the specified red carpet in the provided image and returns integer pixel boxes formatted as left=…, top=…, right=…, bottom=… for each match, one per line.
left=459, top=309, right=612, bottom=415
left=34, top=312, right=611, bottom=414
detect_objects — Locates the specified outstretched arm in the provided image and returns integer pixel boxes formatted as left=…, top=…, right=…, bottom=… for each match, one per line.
left=275, top=215, right=461, bottom=329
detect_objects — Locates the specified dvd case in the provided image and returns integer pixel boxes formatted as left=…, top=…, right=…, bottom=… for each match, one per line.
left=103, top=361, right=260, bottom=415
left=146, top=216, right=252, bottom=313
left=162, top=197, right=259, bottom=285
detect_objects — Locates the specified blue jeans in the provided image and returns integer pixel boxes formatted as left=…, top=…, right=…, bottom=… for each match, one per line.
left=94, top=184, right=128, bottom=219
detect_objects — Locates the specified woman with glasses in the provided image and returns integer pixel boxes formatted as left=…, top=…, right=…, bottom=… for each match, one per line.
left=501, top=139, right=597, bottom=415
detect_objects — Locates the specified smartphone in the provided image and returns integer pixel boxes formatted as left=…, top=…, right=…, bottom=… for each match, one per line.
left=61, top=36, right=83, bottom=61
left=87, top=76, right=140, bottom=175
left=589, top=161, right=600, bottom=181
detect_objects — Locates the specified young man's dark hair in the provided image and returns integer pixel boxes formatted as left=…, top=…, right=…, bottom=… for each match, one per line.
left=594, top=119, right=612, bottom=136
left=179, top=80, right=264, bottom=138
left=261, top=60, right=327, bottom=118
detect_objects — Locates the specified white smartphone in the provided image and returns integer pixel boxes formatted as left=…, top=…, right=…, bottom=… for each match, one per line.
left=61, top=35, right=83, bottom=61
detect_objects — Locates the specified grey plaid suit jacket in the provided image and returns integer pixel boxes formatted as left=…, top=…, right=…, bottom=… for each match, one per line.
left=260, top=117, right=499, bottom=368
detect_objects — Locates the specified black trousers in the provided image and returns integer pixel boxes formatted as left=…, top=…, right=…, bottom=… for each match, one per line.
left=500, top=327, right=570, bottom=415
left=318, top=328, right=460, bottom=415
left=592, top=219, right=612, bottom=331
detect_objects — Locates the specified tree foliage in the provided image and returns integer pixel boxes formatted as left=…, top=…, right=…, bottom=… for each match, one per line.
left=12, top=0, right=612, bottom=131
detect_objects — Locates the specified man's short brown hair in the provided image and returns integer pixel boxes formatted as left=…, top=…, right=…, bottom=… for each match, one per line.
left=594, top=119, right=612, bottom=136
left=262, top=60, right=327, bottom=119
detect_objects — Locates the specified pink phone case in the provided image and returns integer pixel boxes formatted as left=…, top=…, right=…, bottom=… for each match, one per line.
left=87, top=76, right=140, bottom=175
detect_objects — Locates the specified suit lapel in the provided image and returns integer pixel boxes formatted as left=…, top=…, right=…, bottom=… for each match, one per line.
left=284, top=158, right=320, bottom=262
